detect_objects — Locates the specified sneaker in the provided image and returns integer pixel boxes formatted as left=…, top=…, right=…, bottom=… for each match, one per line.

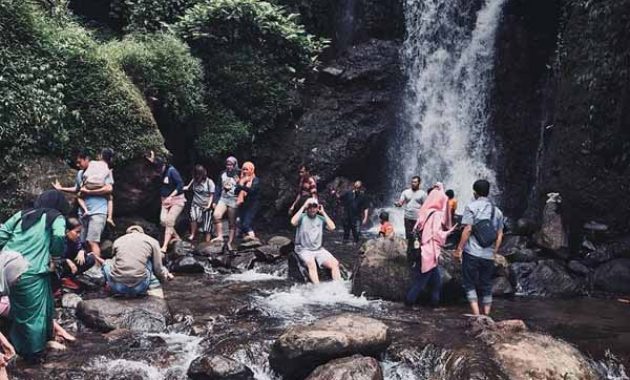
left=61, top=278, right=80, bottom=290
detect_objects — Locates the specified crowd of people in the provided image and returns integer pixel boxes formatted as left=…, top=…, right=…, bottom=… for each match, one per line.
left=0, top=146, right=504, bottom=375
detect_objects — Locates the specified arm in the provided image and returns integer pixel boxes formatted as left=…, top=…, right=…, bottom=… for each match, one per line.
left=320, top=206, right=336, bottom=231
left=290, top=203, right=308, bottom=226
left=52, top=179, right=78, bottom=194
left=81, top=183, right=113, bottom=196
left=0, top=213, right=20, bottom=249
left=362, top=208, right=369, bottom=225
left=150, top=238, right=172, bottom=282
left=170, top=167, right=184, bottom=196
left=236, top=177, right=259, bottom=195
left=494, top=228, right=504, bottom=255
left=183, top=179, right=194, bottom=192
left=50, top=216, right=67, bottom=258
left=394, top=192, right=407, bottom=207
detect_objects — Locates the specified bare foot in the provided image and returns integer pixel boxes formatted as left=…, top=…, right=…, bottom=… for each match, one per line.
left=53, top=321, right=76, bottom=343
left=107, top=218, right=116, bottom=227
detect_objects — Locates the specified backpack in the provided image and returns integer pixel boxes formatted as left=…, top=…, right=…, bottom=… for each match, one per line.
left=409, top=211, right=436, bottom=265
left=472, top=202, right=498, bottom=248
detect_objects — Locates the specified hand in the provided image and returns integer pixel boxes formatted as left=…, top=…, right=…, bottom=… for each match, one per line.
left=394, top=202, right=401, bottom=207
left=288, top=206, right=295, bottom=215
left=318, top=204, right=326, bottom=214
left=453, top=249, right=463, bottom=263
left=0, top=335, right=15, bottom=362
left=52, top=179, right=62, bottom=190
left=145, top=150, right=155, bottom=163
left=166, top=272, right=175, bottom=281
left=76, top=250, right=85, bottom=265
left=183, top=186, right=189, bottom=191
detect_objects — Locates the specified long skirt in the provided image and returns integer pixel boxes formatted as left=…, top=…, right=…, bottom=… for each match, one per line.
left=9, top=273, right=54, bottom=359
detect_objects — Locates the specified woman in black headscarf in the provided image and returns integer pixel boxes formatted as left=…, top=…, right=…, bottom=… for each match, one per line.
left=0, top=190, right=68, bottom=361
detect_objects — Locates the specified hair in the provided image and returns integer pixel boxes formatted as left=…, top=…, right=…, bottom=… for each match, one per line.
left=379, top=211, right=389, bottom=222
left=427, top=187, right=434, bottom=194
left=100, top=148, right=114, bottom=167
left=473, top=179, right=490, bottom=197
left=66, top=217, right=81, bottom=230
left=411, top=176, right=421, bottom=183
left=445, top=189, right=455, bottom=199
left=193, top=164, right=207, bottom=183
left=153, top=156, right=167, bottom=170
left=299, top=164, right=310, bottom=173
left=75, top=149, right=90, bottom=161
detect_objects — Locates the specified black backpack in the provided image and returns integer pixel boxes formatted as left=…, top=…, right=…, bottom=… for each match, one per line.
left=472, top=203, right=498, bottom=248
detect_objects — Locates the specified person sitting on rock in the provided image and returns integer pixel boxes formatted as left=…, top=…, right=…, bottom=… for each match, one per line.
left=406, top=183, right=457, bottom=307
left=454, top=179, right=504, bottom=316
left=288, top=164, right=318, bottom=216
left=101, top=225, right=174, bottom=297
left=378, top=211, right=395, bottom=239
left=290, top=198, right=340, bottom=284
left=53, top=218, right=96, bottom=291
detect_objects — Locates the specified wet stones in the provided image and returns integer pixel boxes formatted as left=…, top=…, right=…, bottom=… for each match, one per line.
left=594, top=259, right=630, bottom=294
left=76, top=296, right=170, bottom=333
left=169, top=255, right=205, bottom=274
left=510, top=260, right=585, bottom=296
left=305, top=355, right=383, bottom=380
left=269, top=314, right=390, bottom=379
left=187, top=354, right=254, bottom=380
left=61, top=293, right=82, bottom=309
left=534, top=193, right=568, bottom=253
left=256, top=236, right=294, bottom=262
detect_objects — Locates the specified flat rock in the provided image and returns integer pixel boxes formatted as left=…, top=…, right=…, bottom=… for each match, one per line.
left=269, top=314, right=389, bottom=379
left=306, top=355, right=383, bottom=380
left=187, top=354, right=254, bottom=380
left=76, top=296, right=170, bottom=333
left=196, top=242, right=226, bottom=256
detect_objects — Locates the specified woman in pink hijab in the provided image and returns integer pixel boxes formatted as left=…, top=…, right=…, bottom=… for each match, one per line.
left=405, top=183, right=457, bottom=306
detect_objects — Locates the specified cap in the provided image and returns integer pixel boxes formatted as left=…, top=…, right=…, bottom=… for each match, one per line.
left=126, top=225, right=145, bottom=234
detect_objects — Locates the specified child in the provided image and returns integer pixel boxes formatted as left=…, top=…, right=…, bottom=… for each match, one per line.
left=77, top=148, right=115, bottom=227
left=445, top=189, right=458, bottom=221
left=378, top=211, right=395, bottom=238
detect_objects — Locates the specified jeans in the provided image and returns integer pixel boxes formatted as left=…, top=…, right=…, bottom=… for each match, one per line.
left=406, top=267, right=441, bottom=306
left=404, top=218, right=417, bottom=260
left=102, top=261, right=152, bottom=297
left=462, top=252, right=495, bottom=305
left=343, top=218, right=362, bottom=243
left=239, top=202, right=260, bottom=234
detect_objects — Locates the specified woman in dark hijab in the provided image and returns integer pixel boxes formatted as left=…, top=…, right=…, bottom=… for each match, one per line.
left=0, top=190, right=68, bottom=362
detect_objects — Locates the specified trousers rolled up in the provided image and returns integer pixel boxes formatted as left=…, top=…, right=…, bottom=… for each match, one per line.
left=462, top=252, right=494, bottom=305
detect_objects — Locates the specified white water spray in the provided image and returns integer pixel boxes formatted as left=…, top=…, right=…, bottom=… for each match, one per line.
left=390, top=0, right=506, bottom=214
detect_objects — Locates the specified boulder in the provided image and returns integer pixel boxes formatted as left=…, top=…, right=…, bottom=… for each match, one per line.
left=269, top=314, right=389, bottom=379
left=187, top=355, right=254, bottom=380
left=305, top=355, right=383, bottom=380
left=112, top=158, right=161, bottom=219
left=239, top=239, right=262, bottom=250
left=593, top=259, right=630, bottom=294
left=534, top=193, right=568, bottom=252
left=492, top=276, right=514, bottom=296
left=255, top=245, right=283, bottom=262
left=568, top=260, right=590, bottom=276
left=169, top=255, right=205, bottom=274
left=168, top=240, right=195, bottom=260
left=351, top=238, right=463, bottom=302
left=207, top=251, right=257, bottom=272
left=499, top=235, right=539, bottom=263
left=510, top=260, right=585, bottom=296
left=76, top=296, right=170, bottom=333
left=196, top=241, right=226, bottom=256
left=267, top=236, right=294, bottom=255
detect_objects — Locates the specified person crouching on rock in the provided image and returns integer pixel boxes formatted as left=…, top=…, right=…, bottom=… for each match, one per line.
left=235, top=161, right=261, bottom=242
left=406, top=183, right=457, bottom=307
left=290, top=198, right=340, bottom=284
left=101, top=226, right=174, bottom=297
left=53, top=217, right=96, bottom=291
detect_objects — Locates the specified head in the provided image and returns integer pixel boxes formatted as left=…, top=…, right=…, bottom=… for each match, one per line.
left=153, top=156, right=167, bottom=173
left=241, top=161, right=255, bottom=176
left=472, top=179, right=490, bottom=199
left=75, top=149, right=91, bottom=170
left=305, top=198, right=320, bottom=218
left=411, top=176, right=421, bottom=190
left=66, top=217, right=81, bottom=242
left=126, top=225, right=145, bottom=234
left=298, top=164, right=310, bottom=179
left=225, top=156, right=238, bottom=172
left=353, top=180, right=363, bottom=192
left=100, top=148, right=114, bottom=167
left=445, top=189, right=455, bottom=199
left=193, top=164, right=207, bottom=183
left=379, top=211, right=389, bottom=223
left=34, top=190, right=69, bottom=215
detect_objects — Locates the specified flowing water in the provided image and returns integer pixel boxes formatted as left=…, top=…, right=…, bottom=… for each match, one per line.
left=389, top=0, right=506, bottom=213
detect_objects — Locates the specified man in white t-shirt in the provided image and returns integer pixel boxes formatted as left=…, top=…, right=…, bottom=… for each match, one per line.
left=394, top=176, right=427, bottom=258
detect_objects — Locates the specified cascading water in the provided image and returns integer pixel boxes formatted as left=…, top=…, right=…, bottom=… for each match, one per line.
left=389, top=0, right=506, bottom=214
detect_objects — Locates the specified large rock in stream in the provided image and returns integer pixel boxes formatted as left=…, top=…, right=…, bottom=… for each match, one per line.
left=306, top=355, right=383, bottom=380
left=510, top=259, right=585, bottom=296
left=187, top=354, right=254, bottom=380
left=269, top=314, right=389, bottom=379
left=76, top=296, right=171, bottom=333
left=593, top=258, right=630, bottom=294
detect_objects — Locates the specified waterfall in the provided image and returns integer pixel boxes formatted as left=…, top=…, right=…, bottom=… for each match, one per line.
left=389, top=0, right=506, bottom=210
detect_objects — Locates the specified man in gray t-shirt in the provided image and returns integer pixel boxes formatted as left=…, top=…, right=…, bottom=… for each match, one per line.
left=290, top=198, right=340, bottom=284
left=394, top=176, right=427, bottom=257
left=455, top=180, right=504, bottom=317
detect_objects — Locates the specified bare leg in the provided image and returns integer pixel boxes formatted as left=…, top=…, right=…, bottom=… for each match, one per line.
left=0, top=366, right=7, bottom=380
left=306, top=260, right=320, bottom=284
left=107, top=197, right=115, bottom=227
left=204, top=233, right=211, bottom=243
left=211, top=204, right=226, bottom=242
left=482, top=303, right=492, bottom=316
left=227, top=207, right=237, bottom=250
left=469, top=301, right=480, bottom=315
left=162, top=227, right=173, bottom=252
left=88, top=241, right=101, bottom=264
left=322, top=259, right=341, bottom=281
left=53, top=321, right=76, bottom=342
left=189, top=221, right=198, bottom=240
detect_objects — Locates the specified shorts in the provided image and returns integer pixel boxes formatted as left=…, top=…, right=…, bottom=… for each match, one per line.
left=297, top=249, right=336, bottom=269
left=190, top=205, right=212, bottom=233
left=81, top=214, right=107, bottom=243
left=160, top=204, right=184, bottom=228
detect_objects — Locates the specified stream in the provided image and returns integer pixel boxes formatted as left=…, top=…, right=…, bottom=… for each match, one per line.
left=13, top=234, right=630, bottom=380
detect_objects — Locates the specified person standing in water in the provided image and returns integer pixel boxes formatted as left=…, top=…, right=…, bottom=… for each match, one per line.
left=235, top=161, right=261, bottom=242
left=289, top=164, right=317, bottom=216
left=339, top=180, right=370, bottom=245
left=454, top=179, right=504, bottom=316
left=183, top=165, right=215, bottom=243
left=212, top=157, right=240, bottom=251
left=394, top=176, right=427, bottom=259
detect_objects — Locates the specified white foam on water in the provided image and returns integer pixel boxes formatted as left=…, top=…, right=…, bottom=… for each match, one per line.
left=225, top=269, right=286, bottom=282
left=232, top=341, right=280, bottom=380
left=592, top=350, right=629, bottom=380
left=381, top=360, right=422, bottom=380
left=253, top=280, right=381, bottom=321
